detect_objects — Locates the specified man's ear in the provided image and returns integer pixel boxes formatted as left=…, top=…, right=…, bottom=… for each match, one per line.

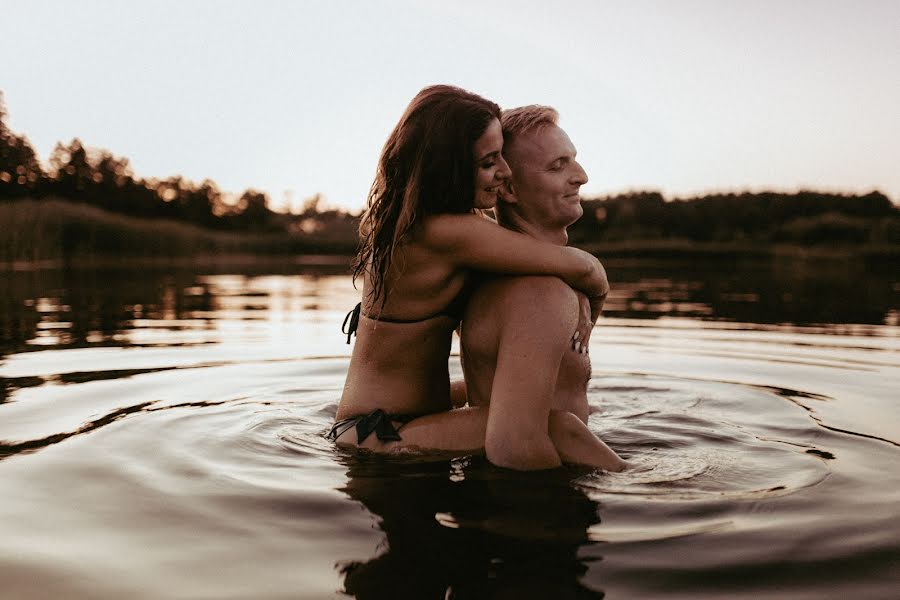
left=498, top=179, right=518, bottom=204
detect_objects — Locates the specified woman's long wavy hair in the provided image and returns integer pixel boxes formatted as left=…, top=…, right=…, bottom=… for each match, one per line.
left=353, top=85, right=501, bottom=312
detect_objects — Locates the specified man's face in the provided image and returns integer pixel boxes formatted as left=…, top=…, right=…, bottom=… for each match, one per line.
left=503, top=124, right=588, bottom=229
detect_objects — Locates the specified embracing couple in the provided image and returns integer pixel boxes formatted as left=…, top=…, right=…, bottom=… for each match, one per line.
left=329, top=85, right=626, bottom=472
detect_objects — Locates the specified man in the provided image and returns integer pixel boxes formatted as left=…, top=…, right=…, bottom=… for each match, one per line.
left=460, top=105, right=626, bottom=472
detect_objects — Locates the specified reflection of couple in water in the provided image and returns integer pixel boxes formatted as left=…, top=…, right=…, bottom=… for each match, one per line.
left=336, top=454, right=605, bottom=599
left=328, top=85, right=622, bottom=597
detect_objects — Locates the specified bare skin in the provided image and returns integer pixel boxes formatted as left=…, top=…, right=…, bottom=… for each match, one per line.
left=334, top=118, right=617, bottom=470
left=336, top=118, right=606, bottom=432
left=454, top=119, right=626, bottom=472
left=334, top=218, right=610, bottom=449
left=461, top=276, right=626, bottom=471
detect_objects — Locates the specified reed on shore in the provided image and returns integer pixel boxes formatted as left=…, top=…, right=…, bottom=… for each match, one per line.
left=0, top=198, right=358, bottom=267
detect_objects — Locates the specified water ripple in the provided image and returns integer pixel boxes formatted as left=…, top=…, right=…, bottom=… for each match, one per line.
left=582, top=374, right=832, bottom=499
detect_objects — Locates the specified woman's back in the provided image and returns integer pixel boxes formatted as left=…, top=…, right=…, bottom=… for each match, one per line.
left=337, top=228, right=469, bottom=420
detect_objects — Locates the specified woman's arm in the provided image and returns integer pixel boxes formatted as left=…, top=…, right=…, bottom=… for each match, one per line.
left=421, top=213, right=609, bottom=299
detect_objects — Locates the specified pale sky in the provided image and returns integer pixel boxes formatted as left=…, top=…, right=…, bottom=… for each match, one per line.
left=3, top=0, right=899, bottom=212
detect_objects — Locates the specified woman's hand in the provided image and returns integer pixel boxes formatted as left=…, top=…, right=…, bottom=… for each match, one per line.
left=567, top=247, right=610, bottom=302
left=572, top=292, right=593, bottom=354
left=571, top=260, right=608, bottom=353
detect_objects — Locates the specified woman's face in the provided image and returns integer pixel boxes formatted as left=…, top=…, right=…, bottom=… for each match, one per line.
left=472, top=118, right=511, bottom=209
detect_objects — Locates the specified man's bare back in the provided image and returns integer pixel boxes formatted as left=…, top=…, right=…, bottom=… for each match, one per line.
left=461, top=275, right=624, bottom=471
left=462, top=275, right=590, bottom=421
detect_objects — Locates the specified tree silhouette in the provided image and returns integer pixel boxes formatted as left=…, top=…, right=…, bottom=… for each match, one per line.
left=181, top=179, right=219, bottom=228
left=0, top=91, right=44, bottom=199
left=47, top=138, right=94, bottom=201
left=233, top=189, right=275, bottom=231
left=570, top=190, right=899, bottom=247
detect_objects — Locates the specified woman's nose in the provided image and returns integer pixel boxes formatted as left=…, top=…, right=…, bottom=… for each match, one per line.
left=496, top=155, right=512, bottom=181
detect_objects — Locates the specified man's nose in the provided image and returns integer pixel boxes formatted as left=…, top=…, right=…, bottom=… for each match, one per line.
left=571, top=160, right=588, bottom=185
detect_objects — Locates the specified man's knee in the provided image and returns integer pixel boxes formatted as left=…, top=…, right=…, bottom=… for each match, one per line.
left=548, top=409, right=585, bottom=439
left=485, top=427, right=561, bottom=471
left=548, top=409, right=627, bottom=472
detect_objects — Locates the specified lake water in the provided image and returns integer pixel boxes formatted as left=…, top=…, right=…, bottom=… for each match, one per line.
left=1, top=257, right=898, bottom=599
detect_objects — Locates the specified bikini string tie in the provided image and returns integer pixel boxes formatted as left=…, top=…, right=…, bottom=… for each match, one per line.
left=342, top=302, right=362, bottom=344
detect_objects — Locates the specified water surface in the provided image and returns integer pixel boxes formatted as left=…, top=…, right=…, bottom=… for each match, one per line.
left=1, top=258, right=898, bottom=598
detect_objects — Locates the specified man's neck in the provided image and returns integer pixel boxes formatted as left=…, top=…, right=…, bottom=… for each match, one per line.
left=497, top=212, right=569, bottom=246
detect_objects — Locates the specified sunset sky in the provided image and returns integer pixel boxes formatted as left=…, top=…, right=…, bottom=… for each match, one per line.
left=3, top=0, right=898, bottom=212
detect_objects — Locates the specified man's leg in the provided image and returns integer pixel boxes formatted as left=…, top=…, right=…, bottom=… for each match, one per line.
left=548, top=410, right=626, bottom=472
left=484, top=409, right=625, bottom=472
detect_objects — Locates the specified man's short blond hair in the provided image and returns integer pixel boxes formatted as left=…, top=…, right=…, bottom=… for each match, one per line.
left=500, top=105, right=559, bottom=148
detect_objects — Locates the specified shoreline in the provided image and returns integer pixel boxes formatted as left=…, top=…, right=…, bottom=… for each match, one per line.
left=3, top=243, right=897, bottom=273
left=0, top=253, right=353, bottom=272
left=581, top=241, right=900, bottom=262
left=2, top=198, right=896, bottom=271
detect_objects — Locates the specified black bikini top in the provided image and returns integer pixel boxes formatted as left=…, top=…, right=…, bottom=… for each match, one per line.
left=341, top=278, right=476, bottom=344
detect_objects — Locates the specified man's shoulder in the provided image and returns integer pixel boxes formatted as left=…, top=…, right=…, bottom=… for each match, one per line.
left=494, top=275, right=579, bottom=303
left=469, top=275, right=579, bottom=325
left=463, top=275, right=579, bottom=359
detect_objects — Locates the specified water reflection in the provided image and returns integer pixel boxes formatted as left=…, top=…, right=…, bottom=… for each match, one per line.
left=336, top=455, right=604, bottom=599
left=602, top=257, right=897, bottom=325
left=0, top=264, right=353, bottom=355
left=0, top=257, right=897, bottom=356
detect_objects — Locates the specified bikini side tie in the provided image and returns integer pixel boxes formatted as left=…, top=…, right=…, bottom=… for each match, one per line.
left=342, top=302, right=362, bottom=344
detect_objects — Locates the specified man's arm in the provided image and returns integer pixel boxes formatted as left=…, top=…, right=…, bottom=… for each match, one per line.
left=482, top=277, right=627, bottom=472
left=483, top=277, right=577, bottom=470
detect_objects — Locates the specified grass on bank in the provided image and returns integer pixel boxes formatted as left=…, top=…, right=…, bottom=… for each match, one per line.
left=1, top=197, right=897, bottom=269
left=0, top=198, right=358, bottom=266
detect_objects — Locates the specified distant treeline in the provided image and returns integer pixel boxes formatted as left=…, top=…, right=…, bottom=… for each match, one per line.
left=0, top=91, right=358, bottom=237
left=2, top=90, right=898, bottom=261
left=570, top=190, right=899, bottom=248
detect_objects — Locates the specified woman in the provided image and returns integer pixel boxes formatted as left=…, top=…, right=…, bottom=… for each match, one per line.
left=330, top=85, right=608, bottom=454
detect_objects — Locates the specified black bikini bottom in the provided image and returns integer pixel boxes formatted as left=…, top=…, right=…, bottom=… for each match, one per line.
left=327, top=409, right=418, bottom=444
